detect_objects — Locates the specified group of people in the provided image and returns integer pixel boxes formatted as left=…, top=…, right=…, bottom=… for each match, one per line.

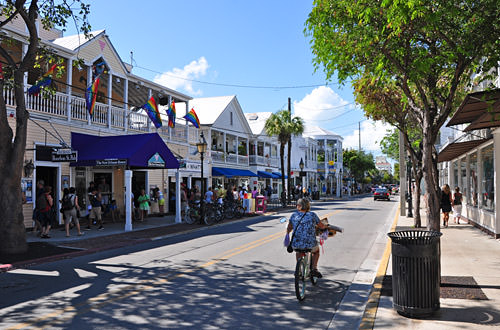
left=440, top=184, right=463, bottom=227
left=34, top=180, right=84, bottom=238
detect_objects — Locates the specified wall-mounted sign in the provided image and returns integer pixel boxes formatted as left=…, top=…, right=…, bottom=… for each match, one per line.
left=51, top=149, right=78, bottom=162
left=148, top=153, right=165, bottom=168
left=96, top=159, right=127, bottom=166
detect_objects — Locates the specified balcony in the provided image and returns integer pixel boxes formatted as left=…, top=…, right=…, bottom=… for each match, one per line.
left=211, top=150, right=249, bottom=166
left=5, top=87, right=188, bottom=143
left=249, top=155, right=279, bottom=167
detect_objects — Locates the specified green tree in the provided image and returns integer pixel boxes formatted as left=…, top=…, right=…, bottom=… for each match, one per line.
left=0, top=1, right=91, bottom=254
left=306, top=0, right=500, bottom=231
left=265, top=110, right=290, bottom=202
left=343, top=149, right=375, bottom=183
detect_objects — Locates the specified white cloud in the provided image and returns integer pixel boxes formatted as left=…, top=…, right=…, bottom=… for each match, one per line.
left=343, top=120, right=393, bottom=153
left=293, top=86, right=352, bottom=126
left=153, top=57, right=209, bottom=96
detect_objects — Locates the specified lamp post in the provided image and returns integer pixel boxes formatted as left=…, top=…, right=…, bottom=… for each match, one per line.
left=196, top=131, right=208, bottom=204
left=407, top=156, right=413, bottom=218
left=339, top=168, right=342, bottom=198
left=299, top=158, right=305, bottom=196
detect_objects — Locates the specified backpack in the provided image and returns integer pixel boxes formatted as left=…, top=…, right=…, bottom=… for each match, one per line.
left=62, top=194, right=74, bottom=211
left=36, top=192, right=48, bottom=211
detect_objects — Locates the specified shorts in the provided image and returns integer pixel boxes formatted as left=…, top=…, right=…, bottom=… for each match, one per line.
left=64, top=208, right=79, bottom=225
left=89, top=206, right=102, bottom=220
left=38, top=211, right=51, bottom=227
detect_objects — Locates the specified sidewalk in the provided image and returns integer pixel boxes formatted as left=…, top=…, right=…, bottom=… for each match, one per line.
left=370, top=210, right=500, bottom=329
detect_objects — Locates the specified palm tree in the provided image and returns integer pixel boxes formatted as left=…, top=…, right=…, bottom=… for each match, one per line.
left=265, top=111, right=290, bottom=204
left=265, top=110, right=304, bottom=204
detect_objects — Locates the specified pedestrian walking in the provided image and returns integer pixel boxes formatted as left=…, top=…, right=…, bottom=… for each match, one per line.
left=89, top=188, right=104, bottom=230
left=62, top=187, right=83, bottom=237
left=39, top=185, right=54, bottom=238
left=441, top=184, right=452, bottom=228
left=453, top=186, right=463, bottom=224
left=137, top=189, right=150, bottom=222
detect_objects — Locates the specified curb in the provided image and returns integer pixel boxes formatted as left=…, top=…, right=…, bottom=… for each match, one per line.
left=0, top=209, right=288, bottom=273
left=358, top=208, right=400, bottom=329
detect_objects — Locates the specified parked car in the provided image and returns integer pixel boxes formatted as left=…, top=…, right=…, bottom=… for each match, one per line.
left=373, top=188, right=390, bottom=201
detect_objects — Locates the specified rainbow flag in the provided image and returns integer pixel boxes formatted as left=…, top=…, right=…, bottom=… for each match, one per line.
left=183, top=107, right=200, bottom=128
left=142, top=96, right=162, bottom=128
left=167, top=100, right=176, bottom=128
left=85, top=76, right=100, bottom=117
left=28, top=64, right=57, bottom=96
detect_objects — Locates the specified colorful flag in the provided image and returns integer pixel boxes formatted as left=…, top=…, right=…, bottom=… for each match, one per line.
left=142, top=96, right=162, bottom=128
left=85, top=76, right=100, bottom=117
left=167, top=100, right=176, bottom=128
left=183, top=107, right=200, bottom=128
left=27, top=64, right=57, bottom=96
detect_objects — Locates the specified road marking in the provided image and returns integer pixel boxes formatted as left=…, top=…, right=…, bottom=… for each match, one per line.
left=8, top=203, right=351, bottom=329
left=358, top=206, right=399, bottom=330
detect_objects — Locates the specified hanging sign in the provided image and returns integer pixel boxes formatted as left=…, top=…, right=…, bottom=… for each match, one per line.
left=51, top=149, right=77, bottom=162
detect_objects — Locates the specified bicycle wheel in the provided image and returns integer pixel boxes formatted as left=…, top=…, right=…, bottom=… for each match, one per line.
left=204, top=207, right=217, bottom=226
left=224, top=206, right=235, bottom=219
left=235, top=205, right=245, bottom=218
left=185, top=208, right=198, bottom=224
left=295, top=258, right=307, bottom=301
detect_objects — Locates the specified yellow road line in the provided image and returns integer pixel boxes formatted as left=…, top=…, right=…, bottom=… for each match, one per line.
left=9, top=205, right=350, bottom=329
left=359, top=207, right=399, bottom=330
left=7, top=230, right=284, bottom=329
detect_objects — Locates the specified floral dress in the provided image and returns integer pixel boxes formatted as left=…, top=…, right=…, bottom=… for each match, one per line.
left=289, top=211, right=320, bottom=250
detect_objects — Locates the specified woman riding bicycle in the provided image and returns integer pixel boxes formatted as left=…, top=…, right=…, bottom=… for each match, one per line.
left=286, top=198, right=327, bottom=278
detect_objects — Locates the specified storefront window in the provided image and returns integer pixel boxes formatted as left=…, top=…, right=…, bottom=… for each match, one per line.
left=460, top=158, right=467, bottom=205
left=481, top=145, right=494, bottom=211
left=469, top=153, right=478, bottom=207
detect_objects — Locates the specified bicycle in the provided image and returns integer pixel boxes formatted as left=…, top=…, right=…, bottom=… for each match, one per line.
left=294, top=248, right=319, bottom=301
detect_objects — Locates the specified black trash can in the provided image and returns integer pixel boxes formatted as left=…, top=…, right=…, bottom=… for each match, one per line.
left=387, top=230, right=442, bottom=318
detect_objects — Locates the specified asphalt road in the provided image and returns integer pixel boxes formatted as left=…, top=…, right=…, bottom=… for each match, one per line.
left=0, top=196, right=398, bottom=330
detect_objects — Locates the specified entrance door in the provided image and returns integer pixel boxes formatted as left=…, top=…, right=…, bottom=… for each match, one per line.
left=132, top=171, right=146, bottom=206
left=35, top=166, right=59, bottom=222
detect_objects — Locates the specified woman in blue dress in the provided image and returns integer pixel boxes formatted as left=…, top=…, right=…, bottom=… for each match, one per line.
left=286, top=198, right=327, bottom=278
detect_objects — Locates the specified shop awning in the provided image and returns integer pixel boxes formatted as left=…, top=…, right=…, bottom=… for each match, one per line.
left=212, top=167, right=257, bottom=178
left=272, top=172, right=288, bottom=179
left=437, top=139, right=490, bottom=163
left=448, top=89, right=500, bottom=129
left=70, top=132, right=179, bottom=169
left=257, top=171, right=280, bottom=179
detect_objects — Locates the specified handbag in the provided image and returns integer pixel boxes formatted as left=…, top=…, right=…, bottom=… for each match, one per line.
left=287, top=212, right=307, bottom=253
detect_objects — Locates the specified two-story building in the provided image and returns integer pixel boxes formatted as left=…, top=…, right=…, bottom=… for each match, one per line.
left=3, top=20, right=197, bottom=228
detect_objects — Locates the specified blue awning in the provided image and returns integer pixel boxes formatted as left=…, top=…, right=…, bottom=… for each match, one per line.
left=257, top=171, right=280, bottom=179
left=70, top=132, right=179, bottom=169
left=212, top=167, right=257, bottom=178
left=272, top=172, right=288, bottom=179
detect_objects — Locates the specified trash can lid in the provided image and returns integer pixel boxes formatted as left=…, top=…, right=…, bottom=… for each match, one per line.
left=387, top=230, right=442, bottom=244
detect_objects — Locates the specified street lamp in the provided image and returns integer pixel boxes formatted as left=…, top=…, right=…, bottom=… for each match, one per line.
left=299, top=158, right=305, bottom=196
left=339, top=168, right=343, bottom=198
left=196, top=132, right=208, bottom=199
left=407, top=156, right=413, bottom=218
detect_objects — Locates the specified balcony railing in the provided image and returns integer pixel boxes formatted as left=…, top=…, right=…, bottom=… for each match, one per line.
left=5, top=86, right=188, bottom=143
left=249, top=155, right=279, bottom=167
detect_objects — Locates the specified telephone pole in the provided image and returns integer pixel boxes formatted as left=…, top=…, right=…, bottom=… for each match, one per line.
left=358, top=121, right=361, bottom=151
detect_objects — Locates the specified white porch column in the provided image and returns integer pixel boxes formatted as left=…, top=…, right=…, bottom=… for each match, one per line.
left=477, top=148, right=483, bottom=208
left=87, top=65, right=92, bottom=125
left=175, top=170, right=182, bottom=223
left=124, top=78, right=129, bottom=132
left=223, top=132, right=227, bottom=163
left=66, top=58, right=73, bottom=121
left=188, top=176, right=192, bottom=189
left=493, top=130, right=500, bottom=233
left=236, top=136, right=239, bottom=157
left=457, top=159, right=462, bottom=191
left=125, top=170, right=133, bottom=231
left=147, top=88, right=152, bottom=132
left=107, top=72, right=113, bottom=129
left=466, top=154, right=470, bottom=205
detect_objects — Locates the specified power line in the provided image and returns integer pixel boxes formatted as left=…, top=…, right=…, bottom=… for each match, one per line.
left=134, top=64, right=347, bottom=90
left=294, top=102, right=355, bottom=111
left=304, top=108, right=355, bottom=122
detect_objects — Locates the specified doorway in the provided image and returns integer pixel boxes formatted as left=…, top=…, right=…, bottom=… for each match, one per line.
left=132, top=171, right=147, bottom=206
left=35, top=165, right=59, bottom=222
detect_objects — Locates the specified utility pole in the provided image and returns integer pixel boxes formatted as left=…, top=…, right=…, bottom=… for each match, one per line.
left=287, top=97, right=292, bottom=204
left=358, top=121, right=361, bottom=151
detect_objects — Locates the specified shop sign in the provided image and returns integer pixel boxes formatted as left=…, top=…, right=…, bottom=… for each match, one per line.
left=51, top=149, right=77, bottom=162
left=186, top=162, right=201, bottom=171
left=148, top=153, right=165, bottom=168
left=96, top=158, right=127, bottom=166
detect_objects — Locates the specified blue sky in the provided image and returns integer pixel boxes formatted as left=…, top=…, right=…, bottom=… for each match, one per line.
left=65, top=0, right=392, bottom=156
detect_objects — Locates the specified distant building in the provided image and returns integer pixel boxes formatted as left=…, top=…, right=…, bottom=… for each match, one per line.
left=376, top=156, right=392, bottom=173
